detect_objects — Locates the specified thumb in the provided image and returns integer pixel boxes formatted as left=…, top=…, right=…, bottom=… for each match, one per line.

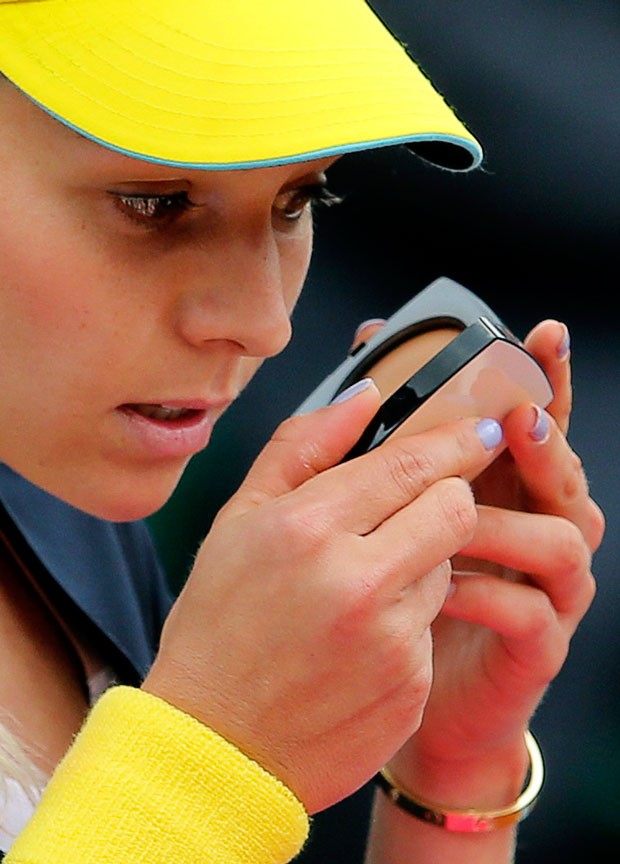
left=228, top=378, right=381, bottom=511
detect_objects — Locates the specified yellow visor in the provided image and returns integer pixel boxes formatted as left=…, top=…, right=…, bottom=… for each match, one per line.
left=0, top=0, right=483, bottom=171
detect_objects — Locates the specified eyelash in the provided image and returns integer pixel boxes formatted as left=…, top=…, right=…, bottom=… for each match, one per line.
left=109, top=182, right=341, bottom=229
left=109, top=191, right=199, bottom=228
left=274, top=183, right=342, bottom=222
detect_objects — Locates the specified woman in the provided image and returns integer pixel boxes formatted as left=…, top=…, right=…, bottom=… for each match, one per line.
left=0, top=1, right=603, bottom=862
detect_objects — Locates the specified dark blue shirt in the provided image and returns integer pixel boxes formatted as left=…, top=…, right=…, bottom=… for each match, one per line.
left=0, top=463, right=173, bottom=683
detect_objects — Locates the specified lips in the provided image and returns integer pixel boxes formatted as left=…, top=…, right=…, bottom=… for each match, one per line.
left=116, top=400, right=222, bottom=461
left=123, top=403, right=202, bottom=423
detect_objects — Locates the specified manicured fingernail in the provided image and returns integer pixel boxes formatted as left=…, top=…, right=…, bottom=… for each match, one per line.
left=353, top=318, right=386, bottom=342
left=476, top=418, right=504, bottom=450
left=530, top=405, right=550, bottom=442
left=331, top=377, right=374, bottom=404
left=557, top=325, right=570, bottom=360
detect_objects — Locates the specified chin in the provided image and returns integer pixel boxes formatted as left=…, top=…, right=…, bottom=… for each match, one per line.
left=4, top=455, right=187, bottom=523
left=90, top=495, right=171, bottom=523
left=42, top=466, right=184, bottom=524
left=81, top=473, right=184, bottom=523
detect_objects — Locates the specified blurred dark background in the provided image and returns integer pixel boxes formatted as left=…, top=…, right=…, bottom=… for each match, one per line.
left=148, top=2, right=620, bottom=860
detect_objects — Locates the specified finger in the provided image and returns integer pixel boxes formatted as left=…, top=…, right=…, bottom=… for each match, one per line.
left=228, top=377, right=382, bottom=511
left=441, top=574, right=571, bottom=687
left=443, top=573, right=557, bottom=641
left=349, top=318, right=386, bottom=353
left=365, top=476, right=477, bottom=585
left=503, top=402, right=606, bottom=552
left=459, top=505, right=596, bottom=622
left=523, top=319, right=571, bottom=434
left=295, top=415, right=504, bottom=535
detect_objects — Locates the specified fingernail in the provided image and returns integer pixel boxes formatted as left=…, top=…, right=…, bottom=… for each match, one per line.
left=331, top=377, right=374, bottom=404
left=353, top=318, right=386, bottom=342
left=530, top=405, right=550, bottom=442
left=476, top=418, right=504, bottom=450
left=557, top=325, right=570, bottom=360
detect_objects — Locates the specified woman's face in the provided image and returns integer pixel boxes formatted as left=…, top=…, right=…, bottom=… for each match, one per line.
left=0, top=84, right=333, bottom=519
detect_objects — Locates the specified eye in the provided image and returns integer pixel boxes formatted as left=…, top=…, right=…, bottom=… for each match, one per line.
left=108, top=191, right=200, bottom=228
left=273, top=180, right=342, bottom=223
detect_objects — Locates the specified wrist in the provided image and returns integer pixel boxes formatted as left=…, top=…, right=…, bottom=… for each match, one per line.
left=386, top=733, right=532, bottom=814
left=375, top=731, right=543, bottom=834
left=8, top=687, right=309, bottom=864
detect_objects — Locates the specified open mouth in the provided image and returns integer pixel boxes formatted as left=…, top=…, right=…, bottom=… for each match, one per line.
left=121, top=403, right=204, bottom=423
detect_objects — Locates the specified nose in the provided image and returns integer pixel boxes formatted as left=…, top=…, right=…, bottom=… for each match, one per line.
left=174, top=230, right=295, bottom=358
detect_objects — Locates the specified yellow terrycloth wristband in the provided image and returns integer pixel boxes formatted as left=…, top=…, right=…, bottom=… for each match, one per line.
left=6, top=686, right=309, bottom=864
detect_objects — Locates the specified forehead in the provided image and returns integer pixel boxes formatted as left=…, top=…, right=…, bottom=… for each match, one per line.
left=0, top=81, right=338, bottom=193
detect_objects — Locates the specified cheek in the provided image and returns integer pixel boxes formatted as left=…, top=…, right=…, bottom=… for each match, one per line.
left=1, top=192, right=94, bottom=317
left=0, top=227, right=119, bottom=411
left=1, top=224, right=79, bottom=354
left=280, top=223, right=314, bottom=314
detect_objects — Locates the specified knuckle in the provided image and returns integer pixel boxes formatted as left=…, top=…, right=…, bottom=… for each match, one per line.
left=437, top=477, right=478, bottom=543
left=434, top=557, right=454, bottom=587
left=526, top=592, right=558, bottom=638
left=330, top=574, right=382, bottom=638
left=272, top=412, right=306, bottom=443
left=560, top=451, right=587, bottom=502
left=261, top=498, right=329, bottom=555
left=271, top=415, right=328, bottom=476
left=549, top=518, right=597, bottom=615
left=402, top=649, right=433, bottom=717
left=586, top=501, right=606, bottom=552
left=554, top=519, right=591, bottom=577
left=381, top=636, right=433, bottom=710
left=382, top=441, right=437, bottom=499
left=580, top=570, right=597, bottom=613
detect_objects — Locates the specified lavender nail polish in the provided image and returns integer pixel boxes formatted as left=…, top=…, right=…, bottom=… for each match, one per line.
left=331, top=377, right=374, bottom=404
left=530, top=406, right=550, bottom=442
left=476, top=418, right=503, bottom=450
left=557, top=326, right=571, bottom=359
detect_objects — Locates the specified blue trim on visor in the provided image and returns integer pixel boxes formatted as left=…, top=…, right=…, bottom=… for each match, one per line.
left=25, top=88, right=483, bottom=172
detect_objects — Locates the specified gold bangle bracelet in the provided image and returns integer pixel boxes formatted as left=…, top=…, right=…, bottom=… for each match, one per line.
left=375, top=730, right=544, bottom=833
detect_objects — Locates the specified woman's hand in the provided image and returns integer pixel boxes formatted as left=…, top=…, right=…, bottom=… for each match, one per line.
left=143, top=377, right=504, bottom=813
left=388, top=319, right=605, bottom=805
